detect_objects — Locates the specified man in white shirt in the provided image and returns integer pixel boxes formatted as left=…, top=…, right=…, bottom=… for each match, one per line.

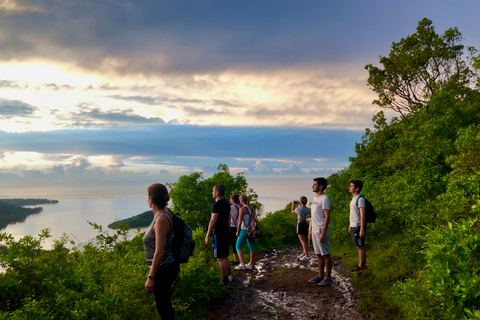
left=308, top=177, right=332, bottom=286
left=348, top=180, right=367, bottom=272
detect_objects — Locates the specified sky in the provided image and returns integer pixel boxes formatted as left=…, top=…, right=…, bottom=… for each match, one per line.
left=0, top=0, right=479, bottom=198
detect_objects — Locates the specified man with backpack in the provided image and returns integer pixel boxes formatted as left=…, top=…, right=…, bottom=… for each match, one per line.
left=205, top=185, right=232, bottom=285
left=348, top=180, right=367, bottom=272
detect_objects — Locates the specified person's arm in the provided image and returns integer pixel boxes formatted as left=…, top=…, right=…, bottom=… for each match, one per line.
left=359, top=207, right=366, bottom=238
left=236, top=207, right=246, bottom=236
left=291, top=201, right=296, bottom=214
left=205, top=213, right=218, bottom=245
left=319, top=209, right=330, bottom=243
left=145, top=215, right=170, bottom=293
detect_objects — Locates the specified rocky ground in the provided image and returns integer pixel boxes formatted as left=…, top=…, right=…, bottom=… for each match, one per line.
left=204, top=247, right=367, bottom=320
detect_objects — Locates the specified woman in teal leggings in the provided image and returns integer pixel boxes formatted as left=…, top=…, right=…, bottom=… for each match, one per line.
left=234, top=194, right=256, bottom=271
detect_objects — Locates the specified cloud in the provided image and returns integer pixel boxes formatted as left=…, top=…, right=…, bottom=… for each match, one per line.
left=246, top=160, right=277, bottom=175
left=66, top=106, right=165, bottom=127
left=0, top=99, right=36, bottom=117
left=279, top=164, right=304, bottom=175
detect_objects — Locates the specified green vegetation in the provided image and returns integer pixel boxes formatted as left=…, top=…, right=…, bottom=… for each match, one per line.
left=108, top=210, right=153, bottom=229
left=167, top=163, right=260, bottom=229
left=0, top=200, right=43, bottom=230
left=325, top=18, right=480, bottom=320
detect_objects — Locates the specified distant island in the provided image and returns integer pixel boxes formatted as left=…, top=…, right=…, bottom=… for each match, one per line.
left=0, top=199, right=59, bottom=230
left=108, top=210, right=153, bottom=229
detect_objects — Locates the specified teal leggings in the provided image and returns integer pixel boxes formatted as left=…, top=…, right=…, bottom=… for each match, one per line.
left=236, top=229, right=255, bottom=252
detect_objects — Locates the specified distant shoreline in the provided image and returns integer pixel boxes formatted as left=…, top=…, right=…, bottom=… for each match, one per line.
left=0, top=199, right=59, bottom=230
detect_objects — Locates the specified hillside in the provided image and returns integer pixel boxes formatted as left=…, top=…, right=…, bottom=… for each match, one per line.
left=108, top=210, right=153, bottom=229
left=0, top=200, right=43, bottom=229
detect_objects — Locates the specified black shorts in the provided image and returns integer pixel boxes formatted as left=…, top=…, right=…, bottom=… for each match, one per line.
left=350, top=225, right=366, bottom=247
left=213, top=233, right=230, bottom=258
left=297, top=222, right=308, bottom=235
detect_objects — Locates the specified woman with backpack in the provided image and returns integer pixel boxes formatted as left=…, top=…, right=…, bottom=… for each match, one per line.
left=143, top=183, right=180, bottom=320
left=234, top=194, right=256, bottom=271
left=229, top=194, right=241, bottom=265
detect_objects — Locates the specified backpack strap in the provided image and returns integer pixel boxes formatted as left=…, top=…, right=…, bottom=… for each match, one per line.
left=233, top=204, right=240, bottom=226
left=355, top=194, right=364, bottom=208
left=159, top=210, right=173, bottom=234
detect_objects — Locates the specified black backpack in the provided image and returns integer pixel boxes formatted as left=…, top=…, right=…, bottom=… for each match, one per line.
left=167, top=210, right=196, bottom=263
left=356, top=195, right=377, bottom=223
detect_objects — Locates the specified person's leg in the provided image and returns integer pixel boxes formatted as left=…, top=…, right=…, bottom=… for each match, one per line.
left=299, top=234, right=308, bottom=256
left=317, top=254, right=325, bottom=278
left=324, top=253, right=332, bottom=279
left=246, top=237, right=256, bottom=265
left=218, top=256, right=230, bottom=277
left=230, top=227, right=239, bottom=262
left=236, top=229, right=247, bottom=265
left=154, top=263, right=180, bottom=320
left=358, top=246, right=366, bottom=268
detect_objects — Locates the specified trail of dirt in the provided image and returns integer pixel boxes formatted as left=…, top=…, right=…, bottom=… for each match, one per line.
left=204, top=247, right=366, bottom=320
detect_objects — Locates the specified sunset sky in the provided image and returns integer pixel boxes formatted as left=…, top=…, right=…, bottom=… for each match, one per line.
left=0, top=0, right=479, bottom=191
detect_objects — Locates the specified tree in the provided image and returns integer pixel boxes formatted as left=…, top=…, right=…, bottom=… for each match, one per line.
left=167, top=164, right=259, bottom=228
left=365, top=18, right=478, bottom=116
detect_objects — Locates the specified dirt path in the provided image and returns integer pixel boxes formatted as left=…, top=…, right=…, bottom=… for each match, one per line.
left=204, top=247, right=365, bottom=320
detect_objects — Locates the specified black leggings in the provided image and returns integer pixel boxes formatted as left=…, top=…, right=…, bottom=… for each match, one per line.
left=229, top=227, right=238, bottom=254
left=154, top=262, right=180, bottom=320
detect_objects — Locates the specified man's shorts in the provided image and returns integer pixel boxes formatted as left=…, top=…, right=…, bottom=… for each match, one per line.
left=297, top=222, right=308, bottom=235
left=213, top=233, right=230, bottom=258
left=312, top=225, right=330, bottom=256
left=350, top=225, right=366, bottom=247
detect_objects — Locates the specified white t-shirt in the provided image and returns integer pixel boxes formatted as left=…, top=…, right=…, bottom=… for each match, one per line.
left=310, top=194, right=330, bottom=230
left=350, top=195, right=365, bottom=228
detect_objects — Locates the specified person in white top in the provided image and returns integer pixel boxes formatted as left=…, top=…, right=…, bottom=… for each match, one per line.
left=308, top=177, right=332, bottom=286
left=348, top=180, right=367, bottom=272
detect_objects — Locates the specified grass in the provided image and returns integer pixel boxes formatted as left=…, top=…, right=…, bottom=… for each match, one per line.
left=331, top=235, right=422, bottom=320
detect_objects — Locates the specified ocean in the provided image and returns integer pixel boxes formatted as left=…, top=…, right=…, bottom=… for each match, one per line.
left=1, top=176, right=316, bottom=248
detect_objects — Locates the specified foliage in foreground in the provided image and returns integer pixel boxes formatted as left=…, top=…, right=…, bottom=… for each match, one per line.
left=325, top=18, right=480, bottom=320
left=0, top=224, right=228, bottom=320
left=0, top=199, right=298, bottom=319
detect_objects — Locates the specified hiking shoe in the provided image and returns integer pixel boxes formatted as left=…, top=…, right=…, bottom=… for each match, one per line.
left=351, top=266, right=367, bottom=272
left=300, top=255, right=311, bottom=261
left=235, top=264, right=246, bottom=271
left=308, top=276, right=323, bottom=283
left=246, top=264, right=254, bottom=270
left=227, top=273, right=233, bottom=282
left=319, top=278, right=332, bottom=286
left=298, top=254, right=305, bottom=259
left=230, top=260, right=240, bottom=266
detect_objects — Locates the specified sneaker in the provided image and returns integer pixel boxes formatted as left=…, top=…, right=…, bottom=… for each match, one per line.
left=235, top=264, right=246, bottom=271
left=300, top=255, right=311, bottom=261
left=319, top=278, right=332, bottom=286
left=308, top=276, right=323, bottom=283
left=246, top=264, right=254, bottom=270
left=227, top=273, right=233, bottom=282
left=298, top=254, right=305, bottom=259
left=230, top=260, right=240, bottom=266
left=351, top=266, right=367, bottom=272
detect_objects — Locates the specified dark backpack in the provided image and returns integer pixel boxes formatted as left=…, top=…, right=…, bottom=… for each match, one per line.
left=166, top=210, right=196, bottom=263
left=356, top=195, right=377, bottom=223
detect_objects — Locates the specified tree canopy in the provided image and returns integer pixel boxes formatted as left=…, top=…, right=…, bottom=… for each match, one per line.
left=365, top=18, right=478, bottom=116
left=167, top=164, right=259, bottom=229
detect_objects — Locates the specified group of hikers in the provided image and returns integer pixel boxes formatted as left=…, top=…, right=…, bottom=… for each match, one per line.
left=142, top=177, right=368, bottom=319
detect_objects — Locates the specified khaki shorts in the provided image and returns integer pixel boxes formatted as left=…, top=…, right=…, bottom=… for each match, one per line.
left=312, top=225, right=330, bottom=256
